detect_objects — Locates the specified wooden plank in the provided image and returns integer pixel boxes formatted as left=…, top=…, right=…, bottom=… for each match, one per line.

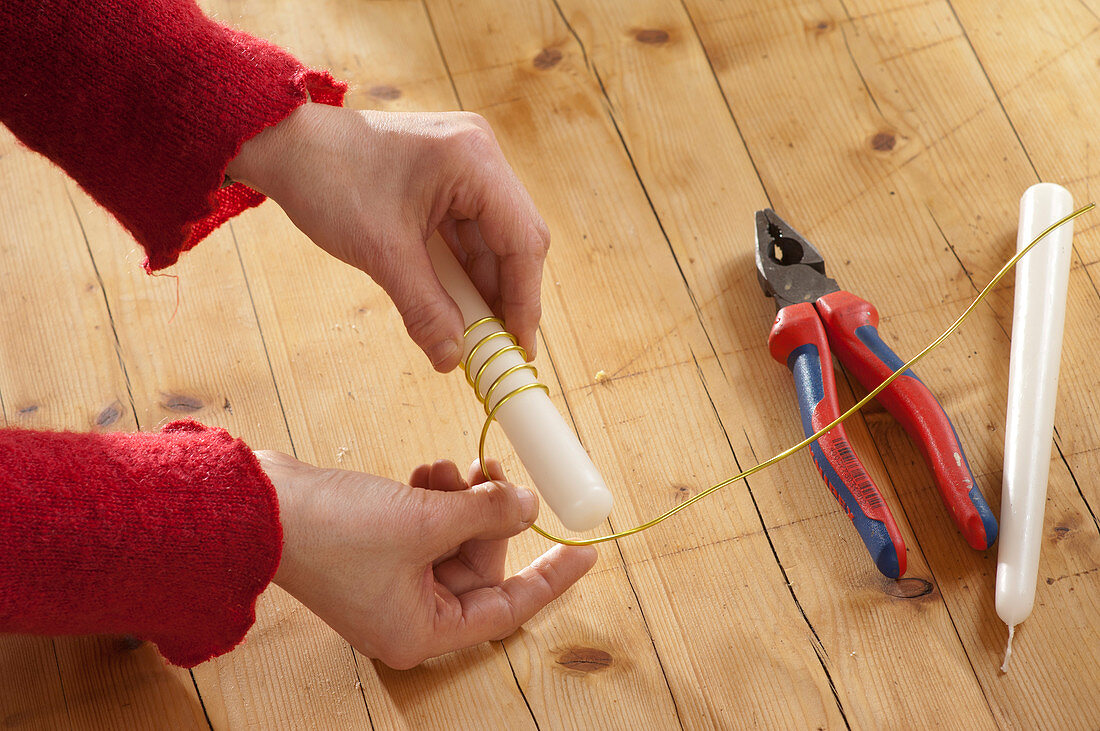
left=0, top=636, right=70, bottom=730
left=846, top=1, right=1100, bottom=722
left=682, top=0, right=1100, bottom=726
left=198, top=0, right=659, bottom=728
left=519, top=0, right=1007, bottom=727
left=905, top=0, right=1100, bottom=724
left=0, top=141, right=68, bottom=731
left=0, top=133, right=208, bottom=729
left=67, top=184, right=373, bottom=728
left=943, top=0, right=1100, bottom=502
left=423, top=0, right=856, bottom=726
left=225, top=207, right=546, bottom=730
left=5, top=0, right=1100, bottom=727
left=54, top=1, right=497, bottom=723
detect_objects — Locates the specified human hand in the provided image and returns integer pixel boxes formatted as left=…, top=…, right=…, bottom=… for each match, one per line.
left=227, top=104, right=550, bottom=372
left=256, top=451, right=597, bottom=669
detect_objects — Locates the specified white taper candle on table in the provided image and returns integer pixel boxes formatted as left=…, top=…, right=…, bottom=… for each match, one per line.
left=427, top=235, right=614, bottom=532
left=996, top=183, right=1074, bottom=672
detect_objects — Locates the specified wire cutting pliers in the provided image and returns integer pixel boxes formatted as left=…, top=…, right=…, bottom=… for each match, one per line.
left=755, top=209, right=998, bottom=578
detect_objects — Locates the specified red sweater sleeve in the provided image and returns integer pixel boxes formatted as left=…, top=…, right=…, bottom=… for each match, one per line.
left=0, top=421, right=281, bottom=667
left=0, top=0, right=346, bottom=271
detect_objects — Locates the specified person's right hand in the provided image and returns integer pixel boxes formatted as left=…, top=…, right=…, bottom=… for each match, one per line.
left=257, top=451, right=597, bottom=669
left=226, top=104, right=550, bottom=372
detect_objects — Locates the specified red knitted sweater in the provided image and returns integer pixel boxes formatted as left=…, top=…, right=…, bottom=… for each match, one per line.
left=0, top=0, right=345, bottom=666
left=0, top=423, right=281, bottom=667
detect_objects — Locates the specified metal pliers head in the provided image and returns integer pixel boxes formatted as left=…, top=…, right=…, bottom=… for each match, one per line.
left=755, top=209, right=839, bottom=311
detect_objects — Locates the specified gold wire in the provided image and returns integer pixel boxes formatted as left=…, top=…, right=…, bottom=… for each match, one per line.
left=460, top=317, right=551, bottom=465
left=479, top=383, right=551, bottom=461
left=483, top=362, right=542, bottom=413
left=462, top=204, right=1094, bottom=547
left=476, top=347, right=531, bottom=404
left=464, top=318, right=515, bottom=389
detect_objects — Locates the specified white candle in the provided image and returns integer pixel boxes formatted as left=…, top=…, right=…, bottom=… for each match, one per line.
left=427, top=235, right=614, bottom=532
left=996, top=183, right=1074, bottom=671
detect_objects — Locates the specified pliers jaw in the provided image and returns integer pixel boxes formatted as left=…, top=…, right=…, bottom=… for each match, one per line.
left=755, top=209, right=840, bottom=311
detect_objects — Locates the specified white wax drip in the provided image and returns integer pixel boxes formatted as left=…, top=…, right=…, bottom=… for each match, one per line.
left=1001, top=625, right=1015, bottom=673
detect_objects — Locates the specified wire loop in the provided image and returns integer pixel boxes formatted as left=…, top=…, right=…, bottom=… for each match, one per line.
left=460, top=317, right=549, bottom=472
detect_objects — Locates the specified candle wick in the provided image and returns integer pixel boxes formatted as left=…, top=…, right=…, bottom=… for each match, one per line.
left=1000, top=624, right=1015, bottom=673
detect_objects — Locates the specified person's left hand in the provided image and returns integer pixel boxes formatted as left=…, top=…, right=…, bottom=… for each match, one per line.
left=260, top=451, right=597, bottom=669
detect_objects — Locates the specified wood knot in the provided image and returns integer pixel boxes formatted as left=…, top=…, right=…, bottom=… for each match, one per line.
left=885, top=577, right=934, bottom=599
left=95, top=400, right=122, bottom=427
left=557, top=647, right=613, bottom=672
left=1051, top=525, right=1071, bottom=542
left=162, top=393, right=204, bottom=412
left=870, top=131, right=897, bottom=152
left=635, top=29, right=669, bottom=44
left=533, top=47, right=563, bottom=69
left=672, top=484, right=692, bottom=503
left=117, top=635, right=144, bottom=652
left=807, top=19, right=834, bottom=34
left=369, top=84, right=402, bottom=101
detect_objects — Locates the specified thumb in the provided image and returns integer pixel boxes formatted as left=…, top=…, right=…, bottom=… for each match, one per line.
left=423, top=480, right=539, bottom=556
left=376, top=239, right=465, bottom=372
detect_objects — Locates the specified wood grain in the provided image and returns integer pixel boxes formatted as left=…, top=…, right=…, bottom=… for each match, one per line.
left=2, top=0, right=1098, bottom=728
left=0, top=132, right=209, bottom=730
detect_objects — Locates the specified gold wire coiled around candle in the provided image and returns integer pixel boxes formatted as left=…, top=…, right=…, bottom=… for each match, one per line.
left=464, top=205, right=1094, bottom=548
left=460, top=317, right=550, bottom=466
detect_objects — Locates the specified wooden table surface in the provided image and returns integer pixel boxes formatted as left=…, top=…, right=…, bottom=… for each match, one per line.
left=3, top=0, right=1099, bottom=728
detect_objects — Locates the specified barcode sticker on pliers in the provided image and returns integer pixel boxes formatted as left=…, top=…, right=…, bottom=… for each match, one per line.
left=825, top=433, right=885, bottom=513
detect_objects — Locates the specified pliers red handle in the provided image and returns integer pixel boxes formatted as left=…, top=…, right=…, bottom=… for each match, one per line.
left=756, top=210, right=997, bottom=578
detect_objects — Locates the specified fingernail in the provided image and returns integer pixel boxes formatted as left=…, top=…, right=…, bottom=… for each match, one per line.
left=428, top=338, right=461, bottom=368
left=517, top=487, right=538, bottom=523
